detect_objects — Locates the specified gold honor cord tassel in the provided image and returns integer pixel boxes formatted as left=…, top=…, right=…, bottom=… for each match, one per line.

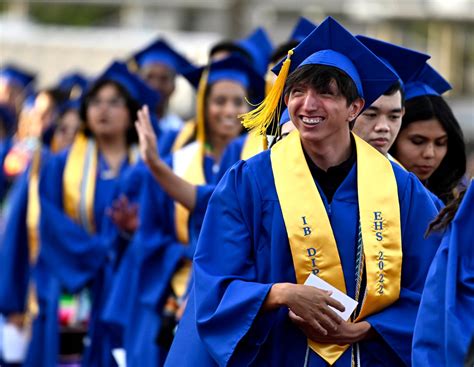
left=239, top=50, right=293, bottom=136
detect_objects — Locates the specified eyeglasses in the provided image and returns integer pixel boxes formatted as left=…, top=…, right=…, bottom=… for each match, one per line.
left=88, top=97, right=126, bottom=108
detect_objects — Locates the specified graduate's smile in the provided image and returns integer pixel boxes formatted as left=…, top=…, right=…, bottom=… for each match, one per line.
left=300, top=115, right=325, bottom=127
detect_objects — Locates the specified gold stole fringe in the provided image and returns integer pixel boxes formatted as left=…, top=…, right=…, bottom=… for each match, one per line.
left=171, top=141, right=206, bottom=298
left=63, top=133, right=98, bottom=233
left=271, top=131, right=402, bottom=365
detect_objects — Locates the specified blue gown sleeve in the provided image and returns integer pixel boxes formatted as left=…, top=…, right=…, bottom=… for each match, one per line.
left=0, top=170, right=30, bottom=314
left=215, top=135, right=245, bottom=182
left=38, top=153, right=110, bottom=293
left=364, top=172, right=443, bottom=365
left=193, top=161, right=275, bottom=366
left=412, top=181, right=474, bottom=367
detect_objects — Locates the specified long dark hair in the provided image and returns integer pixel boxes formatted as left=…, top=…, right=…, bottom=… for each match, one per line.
left=426, top=185, right=467, bottom=235
left=389, top=95, right=466, bottom=203
left=79, top=79, right=140, bottom=146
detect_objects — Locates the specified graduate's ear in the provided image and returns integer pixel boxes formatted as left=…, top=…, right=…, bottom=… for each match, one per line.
left=348, top=97, right=364, bottom=121
left=284, top=92, right=290, bottom=107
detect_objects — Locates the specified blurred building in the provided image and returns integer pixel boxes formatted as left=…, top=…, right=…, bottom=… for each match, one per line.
left=0, top=0, right=472, bottom=133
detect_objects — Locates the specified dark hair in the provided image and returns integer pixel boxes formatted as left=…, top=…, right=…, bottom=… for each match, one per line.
left=79, top=80, right=139, bottom=146
left=389, top=95, right=466, bottom=203
left=384, top=80, right=405, bottom=107
left=284, top=64, right=360, bottom=106
left=209, top=41, right=253, bottom=64
left=426, top=185, right=467, bottom=235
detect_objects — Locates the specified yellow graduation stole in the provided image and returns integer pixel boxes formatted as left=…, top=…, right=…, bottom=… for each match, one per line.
left=271, top=131, right=402, bottom=365
left=240, top=131, right=266, bottom=160
left=63, top=133, right=98, bottom=234
left=171, top=120, right=196, bottom=153
left=26, top=147, right=42, bottom=264
left=171, top=141, right=206, bottom=297
left=63, top=133, right=139, bottom=233
left=24, top=147, right=42, bottom=319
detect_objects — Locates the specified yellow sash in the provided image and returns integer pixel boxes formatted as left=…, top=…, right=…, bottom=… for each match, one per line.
left=26, top=148, right=42, bottom=264
left=271, top=131, right=402, bottom=365
left=63, top=133, right=98, bottom=234
left=24, top=147, right=42, bottom=320
left=240, top=131, right=266, bottom=160
left=171, top=141, right=206, bottom=297
left=171, top=120, right=196, bottom=153
left=63, top=134, right=140, bottom=233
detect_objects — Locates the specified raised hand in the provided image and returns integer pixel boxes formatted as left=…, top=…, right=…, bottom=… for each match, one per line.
left=107, top=195, right=139, bottom=233
left=135, top=105, right=159, bottom=167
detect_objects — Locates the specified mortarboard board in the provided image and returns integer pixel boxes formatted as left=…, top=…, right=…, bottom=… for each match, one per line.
left=183, top=55, right=266, bottom=143
left=355, top=35, right=430, bottom=87
left=183, top=55, right=265, bottom=104
left=404, top=63, right=452, bottom=100
left=93, top=61, right=161, bottom=111
left=0, top=64, right=35, bottom=90
left=242, top=17, right=399, bottom=135
left=289, top=17, right=317, bottom=43
left=236, top=28, right=274, bottom=77
left=131, top=38, right=194, bottom=74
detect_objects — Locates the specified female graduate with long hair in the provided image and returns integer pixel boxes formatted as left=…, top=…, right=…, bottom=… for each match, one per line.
left=412, top=179, right=474, bottom=366
left=26, top=61, right=159, bottom=367
left=102, top=55, right=265, bottom=367
left=389, top=64, right=466, bottom=204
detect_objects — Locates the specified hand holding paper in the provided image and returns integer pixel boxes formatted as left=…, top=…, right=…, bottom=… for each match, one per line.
left=304, top=273, right=358, bottom=321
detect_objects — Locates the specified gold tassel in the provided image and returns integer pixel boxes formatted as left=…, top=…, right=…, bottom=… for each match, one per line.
left=195, top=69, right=209, bottom=144
left=239, top=49, right=293, bottom=136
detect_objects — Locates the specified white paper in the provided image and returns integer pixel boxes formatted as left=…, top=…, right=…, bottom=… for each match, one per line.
left=304, top=273, right=358, bottom=321
left=1, top=323, right=29, bottom=363
left=112, top=348, right=127, bottom=367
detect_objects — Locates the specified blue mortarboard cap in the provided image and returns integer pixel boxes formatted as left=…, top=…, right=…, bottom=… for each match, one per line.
left=289, top=17, right=317, bottom=42
left=183, top=55, right=266, bottom=104
left=0, top=65, right=35, bottom=89
left=57, top=72, right=89, bottom=98
left=132, top=38, right=194, bottom=74
left=404, top=63, right=452, bottom=100
left=355, top=35, right=430, bottom=86
left=95, top=61, right=161, bottom=109
left=279, top=108, right=290, bottom=125
left=237, top=28, right=274, bottom=76
left=0, top=103, right=17, bottom=135
left=272, top=17, right=399, bottom=109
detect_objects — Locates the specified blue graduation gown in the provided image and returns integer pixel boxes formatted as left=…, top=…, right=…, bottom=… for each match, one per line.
left=30, top=148, right=135, bottom=367
left=190, top=134, right=249, bottom=242
left=165, top=149, right=442, bottom=367
left=102, top=154, right=216, bottom=367
left=0, top=148, right=51, bottom=316
left=412, top=181, right=474, bottom=366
